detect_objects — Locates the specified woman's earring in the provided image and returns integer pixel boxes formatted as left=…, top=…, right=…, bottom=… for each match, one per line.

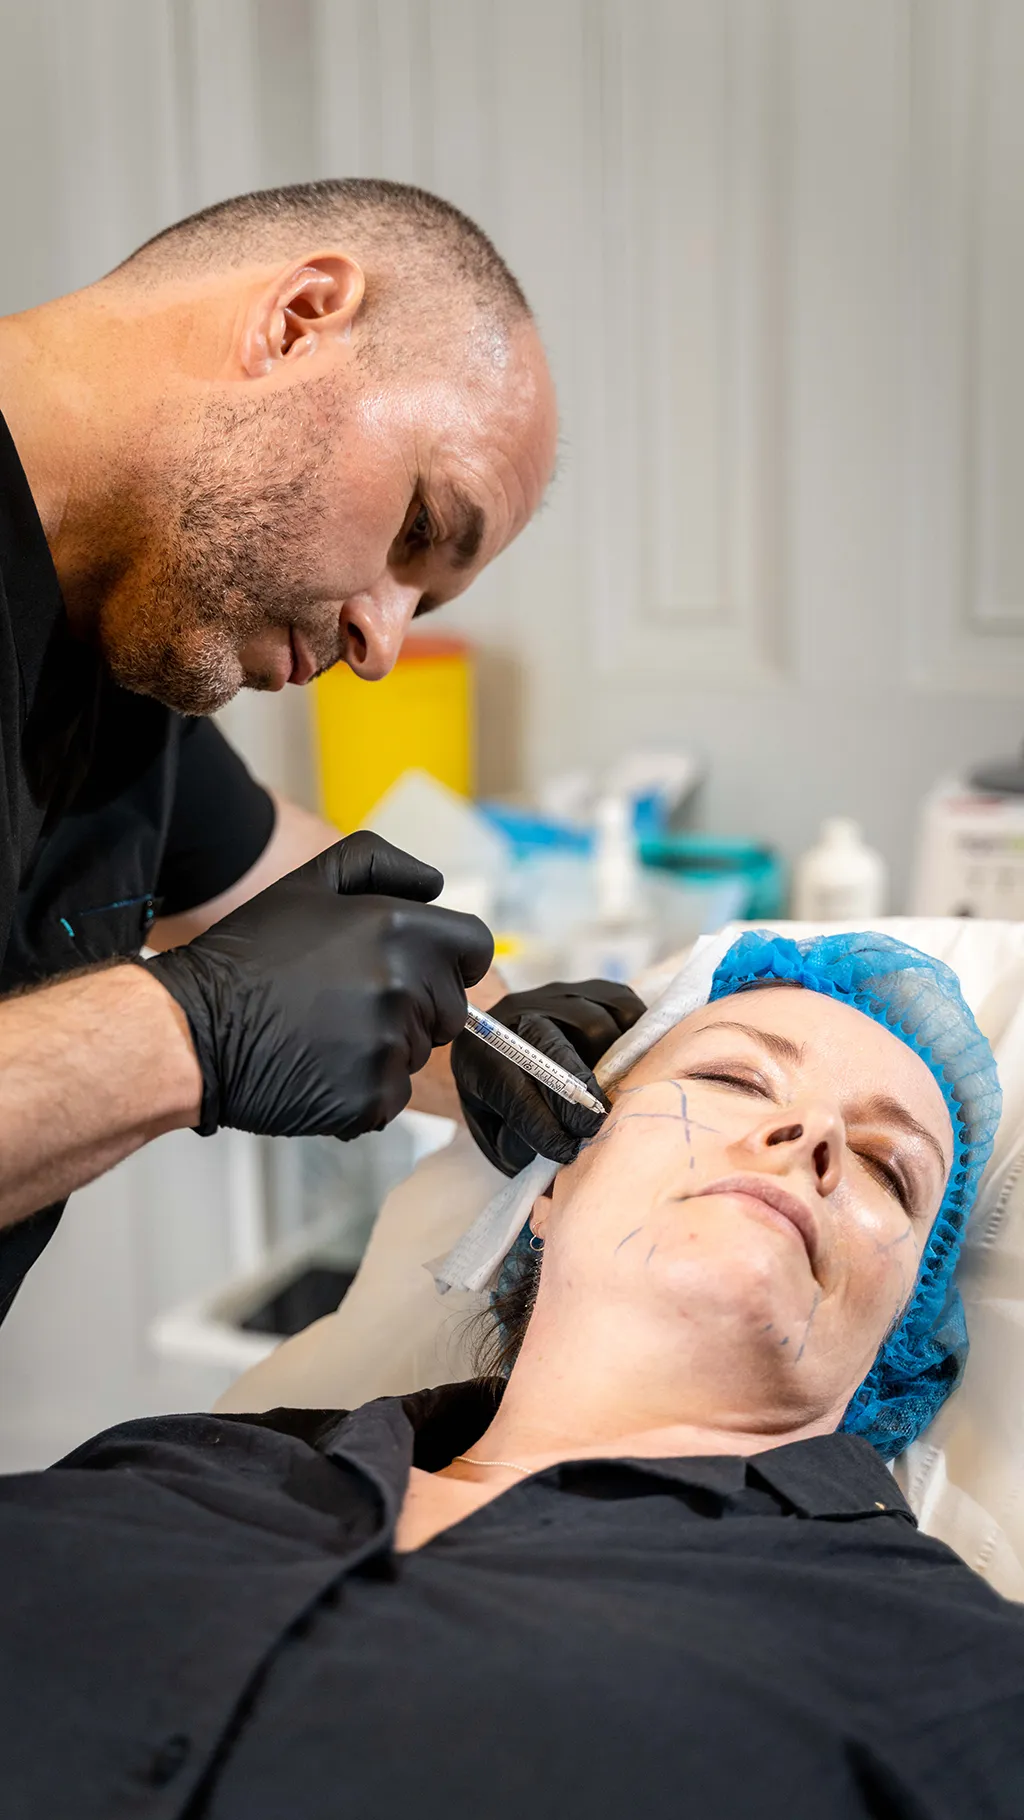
left=529, top=1230, right=545, bottom=1253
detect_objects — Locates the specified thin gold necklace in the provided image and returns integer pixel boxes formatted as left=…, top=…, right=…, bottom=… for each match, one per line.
left=452, top=1454, right=532, bottom=1476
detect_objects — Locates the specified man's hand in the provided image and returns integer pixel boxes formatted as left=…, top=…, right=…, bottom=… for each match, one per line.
left=146, top=832, right=494, bottom=1141
left=451, top=979, right=646, bottom=1176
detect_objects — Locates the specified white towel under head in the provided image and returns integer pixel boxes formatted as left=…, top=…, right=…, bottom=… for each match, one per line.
left=431, top=928, right=738, bottom=1296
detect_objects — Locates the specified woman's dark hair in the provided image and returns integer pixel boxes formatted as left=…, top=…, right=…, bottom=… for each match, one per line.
left=473, top=1243, right=542, bottom=1379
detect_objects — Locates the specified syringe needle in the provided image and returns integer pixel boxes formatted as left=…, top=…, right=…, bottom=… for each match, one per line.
left=464, top=1004, right=607, bottom=1119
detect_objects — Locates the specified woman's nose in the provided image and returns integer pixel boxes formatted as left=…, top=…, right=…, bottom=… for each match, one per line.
left=340, top=579, right=420, bottom=680
left=742, top=1100, right=844, bottom=1197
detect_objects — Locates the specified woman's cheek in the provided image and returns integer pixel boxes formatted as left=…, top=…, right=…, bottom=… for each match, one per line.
left=562, top=1078, right=741, bottom=1214
left=836, top=1192, right=919, bottom=1336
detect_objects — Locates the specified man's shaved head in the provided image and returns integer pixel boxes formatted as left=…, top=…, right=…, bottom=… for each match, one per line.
left=107, top=178, right=530, bottom=363
left=11, top=177, right=557, bottom=716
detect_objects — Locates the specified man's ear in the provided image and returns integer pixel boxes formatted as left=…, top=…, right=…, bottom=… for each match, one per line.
left=239, top=251, right=366, bottom=378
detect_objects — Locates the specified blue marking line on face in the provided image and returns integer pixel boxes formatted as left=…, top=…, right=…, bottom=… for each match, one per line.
left=778, top=1336, right=790, bottom=1346
left=578, top=1127, right=616, bottom=1152
left=615, top=1226, right=643, bottom=1254
left=616, top=1081, right=721, bottom=1138
left=873, top=1227, right=912, bottom=1256
left=794, top=1287, right=821, bottom=1364
left=580, top=1110, right=707, bottom=1152
left=645, top=1243, right=658, bottom=1265
left=579, top=1082, right=721, bottom=1155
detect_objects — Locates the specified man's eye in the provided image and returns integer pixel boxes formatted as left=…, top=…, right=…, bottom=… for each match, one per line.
left=405, top=504, right=434, bottom=551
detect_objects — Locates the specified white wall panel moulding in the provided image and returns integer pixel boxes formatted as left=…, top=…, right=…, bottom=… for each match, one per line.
left=583, top=0, right=788, bottom=686
left=905, top=0, right=1024, bottom=692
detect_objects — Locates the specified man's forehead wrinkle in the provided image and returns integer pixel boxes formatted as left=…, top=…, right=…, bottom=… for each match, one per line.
left=458, top=334, right=557, bottom=522
left=388, top=351, right=553, bottom=591
left=447, top=488, right=486, bottom=569
left=421, top=461, right=507, bottom=574
left=452, top=450, right=525, bottom=559
left=481, top=416, right=553, bottom=543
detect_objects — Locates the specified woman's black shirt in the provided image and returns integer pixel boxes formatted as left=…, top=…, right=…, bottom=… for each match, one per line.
left=0, top=1378, right=1022, bottom=1819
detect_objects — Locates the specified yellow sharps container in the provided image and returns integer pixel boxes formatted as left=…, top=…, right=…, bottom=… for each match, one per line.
left=314, top=633, right=475, bottom=832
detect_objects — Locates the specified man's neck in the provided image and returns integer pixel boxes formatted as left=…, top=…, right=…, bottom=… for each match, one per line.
left=0, top=310, right=79, bottom=540
left=0, top=301, right=135, bottom=634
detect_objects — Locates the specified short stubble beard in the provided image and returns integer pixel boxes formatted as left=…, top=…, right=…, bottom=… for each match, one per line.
left=97, top=384, right=336, bottom=716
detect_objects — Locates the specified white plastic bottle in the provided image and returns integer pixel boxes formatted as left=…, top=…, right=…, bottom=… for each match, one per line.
left=792, top=818, right=887, bottom=922
left=567, top=794, right=657, bottom=983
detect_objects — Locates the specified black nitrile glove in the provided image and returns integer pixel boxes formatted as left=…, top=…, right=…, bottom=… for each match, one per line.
left=452, top=979, right=646, bottom=1176
left=146, top=831, right=493, bottom=1141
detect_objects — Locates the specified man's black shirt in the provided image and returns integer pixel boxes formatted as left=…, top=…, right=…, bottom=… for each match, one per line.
left=0, top=409, right=275, bottom=1311
left=0, top=1378, right=1022, bottom=1819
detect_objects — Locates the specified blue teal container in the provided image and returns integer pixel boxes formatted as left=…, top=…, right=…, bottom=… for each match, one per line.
left=639, top=835, right=785, bottom=921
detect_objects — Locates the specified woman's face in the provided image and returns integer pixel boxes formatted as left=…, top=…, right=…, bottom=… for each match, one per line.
left=528, top=987, right=954, bottom=1434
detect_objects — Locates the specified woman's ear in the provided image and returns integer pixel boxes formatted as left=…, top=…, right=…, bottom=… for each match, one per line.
left=528, top=1178, right=556, bottom=1243
left=238, top=251, right=366, bottom=378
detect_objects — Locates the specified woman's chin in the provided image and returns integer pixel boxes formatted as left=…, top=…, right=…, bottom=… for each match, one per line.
left=654, top=1235, right=812, bottom=1327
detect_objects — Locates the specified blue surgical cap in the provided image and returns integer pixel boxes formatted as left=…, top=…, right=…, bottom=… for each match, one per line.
left=709, top=930, right=1002, bottom=1458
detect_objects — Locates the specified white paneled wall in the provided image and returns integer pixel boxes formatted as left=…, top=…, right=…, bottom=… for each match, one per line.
left=3, top=0, right=1024, bottom=1455
left=581, top=0, right=787, bottom=686
left=3, top=0, right=1023, bottom=881
left=907, top=0, right=1024, bottom=692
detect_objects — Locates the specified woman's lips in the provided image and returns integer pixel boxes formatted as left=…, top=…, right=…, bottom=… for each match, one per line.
left=692, top=1174, right=823, bottom=1277
left=288, top=628, right=318, bottom=686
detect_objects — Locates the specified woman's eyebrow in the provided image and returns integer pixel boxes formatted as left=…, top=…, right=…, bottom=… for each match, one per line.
left=691, top=1020, right=805, bottom=1067
left=851, top=1094, right=949, bottom=1177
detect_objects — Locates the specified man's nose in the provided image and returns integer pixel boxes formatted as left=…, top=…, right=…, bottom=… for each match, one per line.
left=340, top=578, right=421, bottom=681
left=740, top=1100, right=844, bottom=1197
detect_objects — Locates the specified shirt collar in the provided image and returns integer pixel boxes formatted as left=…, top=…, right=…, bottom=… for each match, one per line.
left=0, top=409, right=68, bottom=704
left=741, top=1431, right=913, bottom=1520
left=0, top=409, right=103, bottom=814
left=317, top=1381, right=915, bottom=1528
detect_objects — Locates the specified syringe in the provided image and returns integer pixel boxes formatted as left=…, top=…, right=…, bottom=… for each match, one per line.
left=463, top=1004, right=607, bottom=1119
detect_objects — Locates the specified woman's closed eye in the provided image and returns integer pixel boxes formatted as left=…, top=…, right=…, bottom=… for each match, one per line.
left=854, top=1147, right=912, bottom=1213
left=687, top=1068, right=774, bottom=1099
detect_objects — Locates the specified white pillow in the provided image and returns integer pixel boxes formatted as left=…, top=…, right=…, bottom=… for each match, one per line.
left=214, top=1126, right=503, bottom=1414
left=217, top=917, right=1024, bottom=1599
